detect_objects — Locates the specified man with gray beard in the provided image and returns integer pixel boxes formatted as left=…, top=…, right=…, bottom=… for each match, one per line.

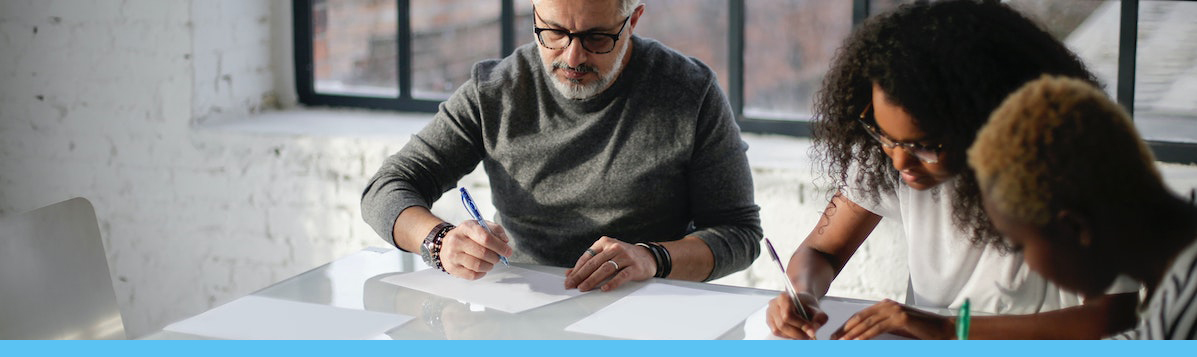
left=362, top=0, right=761, bottom=291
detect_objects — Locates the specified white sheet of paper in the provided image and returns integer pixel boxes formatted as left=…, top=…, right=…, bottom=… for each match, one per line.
left=163, top=295, right=412, bottom=340
left=564, top=282, right=772, bottom=340
left=742, top=298, right=910, bottom=340
left=380, top=265, right=587, bottom=313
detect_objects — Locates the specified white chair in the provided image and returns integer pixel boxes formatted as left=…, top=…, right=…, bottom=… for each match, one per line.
left=0, top=198, right=125, bottom=339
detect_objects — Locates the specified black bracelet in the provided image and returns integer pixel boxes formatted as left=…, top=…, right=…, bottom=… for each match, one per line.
left=634, top=243, right=661, bottom=277
left=651, top=242, right=672, bottom=279
left=635, top=242, right=673, bottom=279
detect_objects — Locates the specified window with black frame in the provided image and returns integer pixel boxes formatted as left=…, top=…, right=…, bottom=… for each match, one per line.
left=296, top=0, right=506, bottom=111
left=293, top=0, right=1197, bottom=163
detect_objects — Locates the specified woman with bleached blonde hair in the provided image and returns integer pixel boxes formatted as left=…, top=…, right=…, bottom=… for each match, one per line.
left=969, top=75, right=1197, bottom=339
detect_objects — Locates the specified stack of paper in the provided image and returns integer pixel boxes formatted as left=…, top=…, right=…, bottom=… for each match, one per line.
left=565, top=283, right=773, bottom=340
left=164, top=295, right=412, bottom=340
left=380, top=266, right=588, bottom=313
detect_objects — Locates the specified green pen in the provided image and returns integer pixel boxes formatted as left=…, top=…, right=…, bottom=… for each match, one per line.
left=956, top=298, right=970, bottom=340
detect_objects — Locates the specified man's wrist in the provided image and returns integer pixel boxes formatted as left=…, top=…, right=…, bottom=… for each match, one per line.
left=635, top=242, right=672, bottom=278
left=421, top=222, right=455, bottom=272
left=634, top=243, right=658, bottom=276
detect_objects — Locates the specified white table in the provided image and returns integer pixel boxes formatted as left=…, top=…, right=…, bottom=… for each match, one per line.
left=146, top=247, right=908, bottom=340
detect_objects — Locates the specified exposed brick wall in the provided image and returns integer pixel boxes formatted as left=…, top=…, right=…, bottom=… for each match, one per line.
left=191, top=0, right=276, bottom=125
left=0, top=0, right=405, bottom=337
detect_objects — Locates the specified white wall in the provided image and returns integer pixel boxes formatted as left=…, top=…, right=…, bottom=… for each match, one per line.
left=0, top=0, right=405, bottom=337
left=191, top=0, right=274, bottom=124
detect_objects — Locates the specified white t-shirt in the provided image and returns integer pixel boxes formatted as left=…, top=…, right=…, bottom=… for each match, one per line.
left=845, top=177, right=1138, bottom=314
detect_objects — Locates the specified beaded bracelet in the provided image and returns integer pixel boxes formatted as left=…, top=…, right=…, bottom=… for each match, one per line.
left=429, top=223, right=455, bottom=272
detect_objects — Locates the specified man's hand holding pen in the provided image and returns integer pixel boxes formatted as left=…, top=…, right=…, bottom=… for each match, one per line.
left=564, top=236, right=656, bottom=292
left=439, top=220, right=512, bottom=280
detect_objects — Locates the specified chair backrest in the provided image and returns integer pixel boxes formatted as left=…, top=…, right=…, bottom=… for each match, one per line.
left=0, top=198, right=125, bottom=339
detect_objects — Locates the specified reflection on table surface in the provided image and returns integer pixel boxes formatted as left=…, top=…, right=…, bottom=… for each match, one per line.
left=146, top=248, right=885, bottom=340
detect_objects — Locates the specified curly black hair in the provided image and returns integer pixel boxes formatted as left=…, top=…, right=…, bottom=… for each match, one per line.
left=810, top=0, right=1099, bottom=250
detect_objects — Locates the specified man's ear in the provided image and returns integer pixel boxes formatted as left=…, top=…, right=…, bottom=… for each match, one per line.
left=629, top=4, right=645, bottom=31
left=1054, top=209, right=1093, bottom=249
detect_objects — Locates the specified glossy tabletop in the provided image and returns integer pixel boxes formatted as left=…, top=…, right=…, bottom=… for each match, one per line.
left=146, top=247, right=892, bottom=340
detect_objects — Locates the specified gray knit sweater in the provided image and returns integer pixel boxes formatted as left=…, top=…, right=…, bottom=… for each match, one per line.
left=361, top=36, right=761, bottom=280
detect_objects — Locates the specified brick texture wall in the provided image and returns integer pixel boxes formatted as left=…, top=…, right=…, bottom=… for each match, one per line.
left=0, top=0, right=410, bottom=337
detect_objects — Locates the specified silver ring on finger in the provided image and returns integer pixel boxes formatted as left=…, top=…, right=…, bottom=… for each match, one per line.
left=607, top=260, right=619, bottom=270
left=585, top=248, right=598, bottom=256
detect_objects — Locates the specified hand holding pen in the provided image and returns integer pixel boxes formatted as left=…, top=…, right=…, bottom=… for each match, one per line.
left=459, top=187, right=509, bottom=266
left=435, top=187, right=512, bottom=280
left=764, top=238, right=829, bottom=339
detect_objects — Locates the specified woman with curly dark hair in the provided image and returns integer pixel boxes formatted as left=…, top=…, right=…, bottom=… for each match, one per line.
left=765, top=0, right=1139, bottom=339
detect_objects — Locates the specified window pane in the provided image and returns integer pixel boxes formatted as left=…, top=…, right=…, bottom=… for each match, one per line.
left=512, top=0, right=535, bottom=48
left=1009, top=0, right=1118, bottom=95
left=312, top=0, right=399, bottom=98
left=635, top=0, right=729, bottom=94
left=744, top=0, right=852, bottom=120
left=865, top=1, right=1122, bottom=112
left=868, top=0, right=916, bottom=16
left=1011, top=1, right=1197, bottom=144
left=411, top=0, right=502, bottom=100
left=1132, top=0, right=1197, bottom=143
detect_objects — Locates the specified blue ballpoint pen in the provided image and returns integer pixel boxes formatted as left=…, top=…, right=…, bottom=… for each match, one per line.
left=459, top=187, right=510, bottom=266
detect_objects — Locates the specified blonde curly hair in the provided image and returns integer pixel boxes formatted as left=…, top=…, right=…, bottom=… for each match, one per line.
left=968, top=75, right=1164, bottom=227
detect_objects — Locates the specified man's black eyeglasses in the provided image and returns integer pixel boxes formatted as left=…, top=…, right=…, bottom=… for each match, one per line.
left=533, top=6, right=631, bottom=54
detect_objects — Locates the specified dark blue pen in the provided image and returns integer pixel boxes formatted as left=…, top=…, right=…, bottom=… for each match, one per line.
left=459, top=187, right=510, bottom=266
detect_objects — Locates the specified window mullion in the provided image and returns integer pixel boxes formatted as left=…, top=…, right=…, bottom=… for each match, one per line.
left=501, top=0, right=516, bottom=57
left=398, top=0, right=412, bottom=100
left=853, top=0, right=869, bottom=25
left=728, top=0, right=745, bottom=120
left=1117, top=0, right=1138, bottom=119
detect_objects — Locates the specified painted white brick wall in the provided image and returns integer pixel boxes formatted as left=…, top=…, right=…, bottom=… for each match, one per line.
left=191, top=0, right=275, bottom=125
left=0, top=0, right=401, bottom=337
left=3, top=0, right=1195, bottom=340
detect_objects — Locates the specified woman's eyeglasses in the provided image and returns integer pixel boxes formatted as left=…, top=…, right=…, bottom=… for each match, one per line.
left=856, top=103, right=943, bottom=164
